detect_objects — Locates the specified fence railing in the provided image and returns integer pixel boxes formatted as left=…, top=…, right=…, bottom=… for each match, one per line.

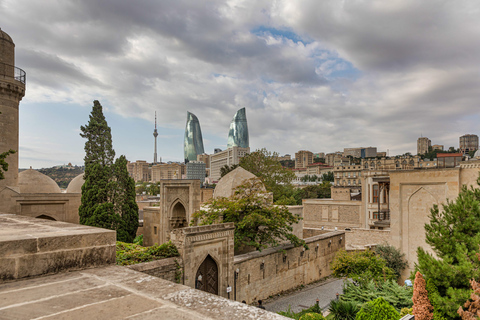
left=0, top=62, right=26, bottom=84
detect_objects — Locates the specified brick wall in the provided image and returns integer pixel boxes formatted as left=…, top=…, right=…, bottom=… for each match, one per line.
left=233, top=231, right=345, bottom=304
left=344, top=228, right=390, bottom=249
left=126, top=257, right=183, bottom=283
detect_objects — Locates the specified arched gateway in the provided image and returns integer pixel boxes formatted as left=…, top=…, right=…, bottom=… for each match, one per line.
left=195, top=255, right=218, bottom=295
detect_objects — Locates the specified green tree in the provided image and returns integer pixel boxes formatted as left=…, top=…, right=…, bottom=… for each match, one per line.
left=415, top=184, right=480, bottom=319
left=374, top=243, right=408, bottom=279
left=355, top=297, right=400, bottom=320
left=113, top=155, right=139, bottom=243
left=79, top=100, right=138, bottom=242
left=330, top=249, right=396, bottom=286
left=328, top=300, right=359, bottom=320
left=220, top=164, right=239, bottom=178
left=192, top=178, right=305, bottom=251
left=239, top=148, right=295, bottom=202
left=322, top=171, right=334, bottom=182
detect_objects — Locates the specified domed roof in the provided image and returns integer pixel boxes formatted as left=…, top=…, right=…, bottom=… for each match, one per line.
left=18, top=169, right=61, bottom=193
left=0, top=28, right=14, bottom=44
left=474, top=150, right=480, bottom=159
left=213, top=166, right=265, bottom=199
left=66, top=173, right=84, bottom=193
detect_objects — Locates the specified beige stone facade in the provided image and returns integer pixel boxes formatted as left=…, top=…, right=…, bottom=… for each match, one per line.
left=209, top=146, right=250, bottom=182
left=306, top=163, right=333, bottom=176
left=151, top=162, right=185, bottom=181
left=325, top=152, right=342, bottom=166
left=460, top=134, right=479, bottom=154
left=303, top=198, right=362, bottom=229
left=295, top=150, right=313, bottom=169
left=143, top=179, right=201, bottom=246
left=127, top=160, right=150, bottom=182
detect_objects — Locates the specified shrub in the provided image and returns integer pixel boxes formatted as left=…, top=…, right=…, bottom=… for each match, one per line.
left=375, top=243, right=408, bottom=279
left=341, top=280, right=413, bottom=311
left=116, top=240, right=179, bottom=265
left=278, top=304, right=323, bottom=320
left=299, top=313, right=325, bottom=320
left=330, top=249, right=396, bottom=286
left=412, top=272, right=433, bottom=320
left=328, top=299, right=359, bottom=320
left=355, top=297, right=400, bottom=320
left=400, top=308, right=413, bottom=317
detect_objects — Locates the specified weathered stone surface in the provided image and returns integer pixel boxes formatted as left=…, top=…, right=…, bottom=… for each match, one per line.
left=0, top=214, right=116, bottom=282
left=0, top=265, right=288, bottom=320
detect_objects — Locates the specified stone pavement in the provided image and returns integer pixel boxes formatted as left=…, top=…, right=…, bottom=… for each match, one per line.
left=264, top=278, right=345, bottom=314
left=0, top=265, right=288, bottom=320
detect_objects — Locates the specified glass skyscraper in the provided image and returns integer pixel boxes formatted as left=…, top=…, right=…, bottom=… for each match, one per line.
left=184, top=111, right=205, bottom=163
left=227, top=107, right=249, bottom=149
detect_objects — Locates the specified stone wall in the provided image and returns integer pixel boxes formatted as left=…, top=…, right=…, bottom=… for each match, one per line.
left=233, top=231, right=345, bottom=304
left=126, top=257, right=182, bottom=283
left=303, top=199, right=362, bottom=229
left=344, top=228, right=391, bottom=249
left=303, top=227, right=331, bottom=238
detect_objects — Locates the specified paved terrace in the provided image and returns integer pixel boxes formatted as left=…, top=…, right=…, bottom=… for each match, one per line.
left=0, top=214, right=287, bottom=319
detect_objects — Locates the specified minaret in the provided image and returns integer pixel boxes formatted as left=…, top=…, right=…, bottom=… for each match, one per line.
left=0, top=28, right=26, bottom=190
left=153, top=111, right=158, bottom=164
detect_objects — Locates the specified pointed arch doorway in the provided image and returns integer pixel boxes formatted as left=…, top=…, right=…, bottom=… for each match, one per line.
left=195, top=255, right=218, bottom=295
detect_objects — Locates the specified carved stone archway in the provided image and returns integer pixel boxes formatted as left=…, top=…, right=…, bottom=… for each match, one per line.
left=170, top=200, right=187, bottom=229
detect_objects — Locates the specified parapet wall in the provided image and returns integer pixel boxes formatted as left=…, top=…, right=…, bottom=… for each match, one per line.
left=0, top=214, right=116, bottom=282
left=126, top=257, right=182, bottom=283
left=233, top=231, right=345, bottom=303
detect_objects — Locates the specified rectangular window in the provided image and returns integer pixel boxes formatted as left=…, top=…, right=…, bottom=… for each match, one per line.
left=373, top=212, right=378, bottom=219
left=373, top=185, right=379, bottom=203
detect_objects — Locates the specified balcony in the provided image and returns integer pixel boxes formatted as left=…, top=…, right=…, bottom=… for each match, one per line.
left=372, top=210, right=390, bottom=227
left=0, top=62, right=26, bottom=84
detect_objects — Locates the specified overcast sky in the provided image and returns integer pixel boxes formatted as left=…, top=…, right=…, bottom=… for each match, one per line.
left=2, top=0, right=480, bottom=168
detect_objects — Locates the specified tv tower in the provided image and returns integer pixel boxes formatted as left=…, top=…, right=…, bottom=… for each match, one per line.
left=153, top=111, right=158, bottom=164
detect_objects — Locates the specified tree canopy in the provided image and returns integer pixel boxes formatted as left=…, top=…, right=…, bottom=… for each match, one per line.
left=415, top=182, right=480, bottom=319
left=239, top=148, right=295, bottom=202
left=0, top=112, right=15, bottom=180
left=79, top=100, right=138, bottom=242
left=192, top=178, right=305, bottom=251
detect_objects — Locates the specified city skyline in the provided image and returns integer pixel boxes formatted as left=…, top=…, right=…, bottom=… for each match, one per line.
left=2, top=1, right=480, bottom=168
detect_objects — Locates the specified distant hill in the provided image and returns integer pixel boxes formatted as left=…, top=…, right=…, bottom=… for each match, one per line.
left=37, top=165, right=85, bottom=189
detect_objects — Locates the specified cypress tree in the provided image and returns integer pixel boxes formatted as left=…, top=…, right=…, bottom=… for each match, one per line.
left=79, top=100, right=138, bottom=241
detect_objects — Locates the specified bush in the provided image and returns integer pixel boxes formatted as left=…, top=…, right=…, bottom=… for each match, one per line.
left=341, top=280, right=413, bottom=311
left=116, top=240, right=179, bottom=265
left=328, top=299, right=359, bottom=320
left=400, top=308, right=413, bottom=317
left=355, top=297, right=400, bottom=320
left=330, top=249, right=396, bottom=286
left=278, top=304, right=323, bottom=320
left=299, top=313, right=325, bottom=320
left=375, top=243, right=408, bottom=279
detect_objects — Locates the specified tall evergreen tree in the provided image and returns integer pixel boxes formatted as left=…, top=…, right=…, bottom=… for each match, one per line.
left=416, top=182, right=480, bottom=319
left=79, top=101, right=138, bottom=242
left=0, top=112, right=15, bottom=180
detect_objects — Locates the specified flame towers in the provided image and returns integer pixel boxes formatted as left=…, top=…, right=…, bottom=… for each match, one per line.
left=227, top=108, right=249, bottom=148
left=184, top=111, right=205, bottom=163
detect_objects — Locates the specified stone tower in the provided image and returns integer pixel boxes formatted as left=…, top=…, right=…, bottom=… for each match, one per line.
left=0, top=28, right=26, bottom=189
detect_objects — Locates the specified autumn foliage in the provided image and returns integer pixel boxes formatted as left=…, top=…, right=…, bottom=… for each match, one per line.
left=412, top=272, right=434, bottom=320
left=458, top=279, right=480, bottom=319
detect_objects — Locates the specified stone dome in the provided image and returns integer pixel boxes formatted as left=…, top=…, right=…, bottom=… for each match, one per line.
left=213, top=166, right=265, bottom=199
left=18, top=169, right=61, bottom=193
left=474, top=150, right=480, bottom=159
left=66, top=173, right=85, bottom=193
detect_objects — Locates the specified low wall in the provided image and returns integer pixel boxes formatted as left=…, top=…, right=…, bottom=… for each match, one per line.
left=303, top=199, right=362, bottom=229
left=345, top=228, right=391, bottom=249
left=233, top=231, right=345, bottom=304
left=126, top=257, right=183, bottom=283
left=303, top=227, right=331, bottom=238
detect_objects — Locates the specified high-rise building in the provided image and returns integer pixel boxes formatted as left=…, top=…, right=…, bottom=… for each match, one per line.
left=209, top=146, right=250, bottom=182
left=127, top=160, right=150, bottom=182
left=459, top=134, right=479, bottom=154
left=227, top=108, right=249, bottom=148
left=343, top=147, right=377, bottom=158
left=151, top=163, right=185, bottom=181
left=184, top=112, right=205, bottom=163
left=153, top=111, right=158, bottom=164
left=417, top=137, right=431, bottom=155
left=186, top=161, right=206, bottom=185
left=295, top=150, right=313, bottom=169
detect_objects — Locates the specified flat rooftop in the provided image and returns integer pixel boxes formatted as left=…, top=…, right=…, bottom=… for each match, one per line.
left=0, top=265, right=286, bottom=319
